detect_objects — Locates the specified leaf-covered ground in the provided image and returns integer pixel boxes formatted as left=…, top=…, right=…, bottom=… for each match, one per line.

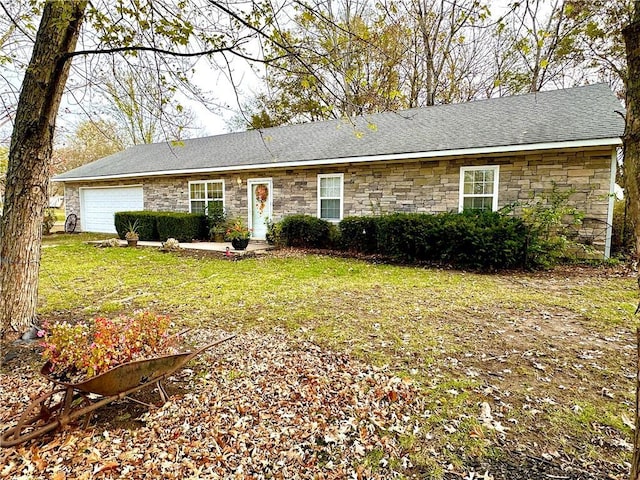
left=2, top=331, right=421, bottom=479
left=1, top=240, right=638, bottom=479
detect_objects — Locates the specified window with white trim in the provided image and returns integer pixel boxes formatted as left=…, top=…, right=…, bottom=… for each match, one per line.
left=459, top=166, right=499, bottom=212
left=189, top=180, right=224, bottom=214
left=318, top=173, right=343, bottom=221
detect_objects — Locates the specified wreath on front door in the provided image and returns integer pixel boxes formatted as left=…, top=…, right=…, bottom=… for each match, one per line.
left=255, top=184, right=269, bottom=214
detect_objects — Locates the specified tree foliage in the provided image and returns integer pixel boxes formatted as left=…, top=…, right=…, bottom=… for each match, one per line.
left=254, top=0, right=408, bottom=124
left=101, top=66, right=198, bottom=144
left=55, top=120, right=125, bottom=173
left=0, top=0, right=314, bottom=339
left=242, top=0, right=493, bottom=127
left=234, top=0, right=632, bottom=130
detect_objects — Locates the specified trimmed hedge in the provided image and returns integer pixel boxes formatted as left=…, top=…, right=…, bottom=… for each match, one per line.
left=278, top=214, right=332, bottom=248
left=156, top=212, right=206, bottom=242
left=338, top=211, right=532, bottom=270
left=114, top=211, right=206, bottom=242
left=339, top=216, right=379, bottom=253
left=114, top=211, right=158, bottom=240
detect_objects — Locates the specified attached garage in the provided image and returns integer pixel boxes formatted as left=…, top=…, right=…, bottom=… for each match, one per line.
left=80, top=186, right=143, bottom=233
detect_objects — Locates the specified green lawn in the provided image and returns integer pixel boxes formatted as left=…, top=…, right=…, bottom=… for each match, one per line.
left=31, top=237, right=640, bottom=475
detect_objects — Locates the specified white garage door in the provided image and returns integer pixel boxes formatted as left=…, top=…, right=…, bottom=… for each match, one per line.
left=80, top=186, right=144, bottom=233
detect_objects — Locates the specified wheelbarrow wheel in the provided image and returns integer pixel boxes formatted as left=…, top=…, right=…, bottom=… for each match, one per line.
left=1, top=390, right=63, bottom=447
left=0, top=388, right=89, bottom=447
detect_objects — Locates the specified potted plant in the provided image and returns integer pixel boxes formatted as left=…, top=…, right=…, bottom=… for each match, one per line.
left=225, top=218, right=251, bottom=250
left=125, top=219, right=140, bottom=247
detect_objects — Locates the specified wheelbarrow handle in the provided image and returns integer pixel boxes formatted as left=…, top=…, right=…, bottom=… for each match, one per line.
left=187, top=334, right=236, bottom=360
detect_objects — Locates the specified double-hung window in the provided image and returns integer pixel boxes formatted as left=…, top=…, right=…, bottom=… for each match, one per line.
left=318, top=173, right=343, bottom=221
left=189, top=180, right=224, bottom=214
left=459, top=166, right=499, bottom=212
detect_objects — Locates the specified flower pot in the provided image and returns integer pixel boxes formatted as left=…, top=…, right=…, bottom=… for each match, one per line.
left=231, top=238, right=249, bottom=250
left=127, top=239, right=138, bottom=247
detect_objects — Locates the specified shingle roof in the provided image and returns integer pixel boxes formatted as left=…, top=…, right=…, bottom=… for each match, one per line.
left=54, top=83, right=624, bottom=181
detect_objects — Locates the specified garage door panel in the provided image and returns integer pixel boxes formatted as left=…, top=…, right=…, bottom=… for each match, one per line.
left=81, top=187, right=143, bottom=233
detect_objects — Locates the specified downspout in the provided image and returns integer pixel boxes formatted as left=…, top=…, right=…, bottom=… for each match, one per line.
left=605, top=147, right=618, bottom=259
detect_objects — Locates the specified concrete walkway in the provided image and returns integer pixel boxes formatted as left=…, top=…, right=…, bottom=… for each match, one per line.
left=116, top=239, right=273, bottom=255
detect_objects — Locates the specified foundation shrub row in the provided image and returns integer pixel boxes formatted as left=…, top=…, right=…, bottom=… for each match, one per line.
left=114, top=211, right=205, bottom=242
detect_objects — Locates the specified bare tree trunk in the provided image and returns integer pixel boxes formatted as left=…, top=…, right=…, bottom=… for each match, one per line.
left=624, top=12, right=640, bottom=258
left=625, top=4, right=640, bottom=479
left=633, top=330, right=640, bottom=480
left=0, top=1, right=87, bottom=339
left=414, top=0, right=438, bottom=106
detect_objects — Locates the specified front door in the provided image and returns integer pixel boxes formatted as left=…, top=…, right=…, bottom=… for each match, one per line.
left=248, top=179, right=272, bottom=240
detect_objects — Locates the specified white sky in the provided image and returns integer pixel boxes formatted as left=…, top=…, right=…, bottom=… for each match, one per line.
left=187, top=56, right=264, bottom=136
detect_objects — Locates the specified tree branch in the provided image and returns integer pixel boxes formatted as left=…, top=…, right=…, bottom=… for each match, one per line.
left=62, top=43, right=273, bottom=63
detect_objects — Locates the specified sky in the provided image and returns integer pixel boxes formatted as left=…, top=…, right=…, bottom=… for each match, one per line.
left=186, top=56, right=263, bottom=136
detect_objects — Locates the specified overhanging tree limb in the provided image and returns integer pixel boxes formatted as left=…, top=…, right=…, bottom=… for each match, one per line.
left=63, top=43, right=284, bottom=63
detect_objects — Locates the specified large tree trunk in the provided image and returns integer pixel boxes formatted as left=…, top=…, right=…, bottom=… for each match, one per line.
left=633, top=330, right=640, bottom=480
left=0, top=1, right=87, bottom=340
left=624, top=7, right=640, bottom=258
left=625, top=3, right=640, bottom=479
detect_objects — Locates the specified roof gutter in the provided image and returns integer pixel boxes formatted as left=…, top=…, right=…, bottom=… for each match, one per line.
left=53, top=137, right=623, bottom=182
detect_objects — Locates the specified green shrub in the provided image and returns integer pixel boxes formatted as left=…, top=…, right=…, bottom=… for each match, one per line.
left=376, top=213, right=441, bottom=260
left=156, top=212, right=206, bottom=242
left=441, top=211, right=529, bottom=270
left=266, top=218, right=282, bottom=246
left=114, top=211, right=158, bottom=240
left=279, top=214, right=332, bottom=248
left=114, top=211, right=206, bottom=242
left=328, top=223, right=342, bottom=249
left=339, top=216, right=379, bottom=253
left=205, top=203, right=227, bottom=240
left=518, top=185, right=585, bottom=265
left=370, top=211, right=531, bottom=270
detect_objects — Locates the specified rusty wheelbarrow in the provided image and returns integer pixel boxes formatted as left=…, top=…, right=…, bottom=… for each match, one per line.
left=1, top=335, right=235, bottom=447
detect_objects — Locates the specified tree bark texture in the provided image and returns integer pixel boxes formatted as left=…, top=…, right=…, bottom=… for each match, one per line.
left=632, top=329, right=640, bottom=480
left=0, top=1, right=87, bottom=339
left=626, top=4, right=640, bottom=479
left=624, top=6, right=640, bottom=258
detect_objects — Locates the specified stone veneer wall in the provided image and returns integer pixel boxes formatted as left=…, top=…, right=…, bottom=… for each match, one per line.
left=62, top=147, right=614, bottom=250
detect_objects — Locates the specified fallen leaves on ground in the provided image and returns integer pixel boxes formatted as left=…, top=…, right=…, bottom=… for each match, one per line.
left=1, top=330, right=421, bottom=479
